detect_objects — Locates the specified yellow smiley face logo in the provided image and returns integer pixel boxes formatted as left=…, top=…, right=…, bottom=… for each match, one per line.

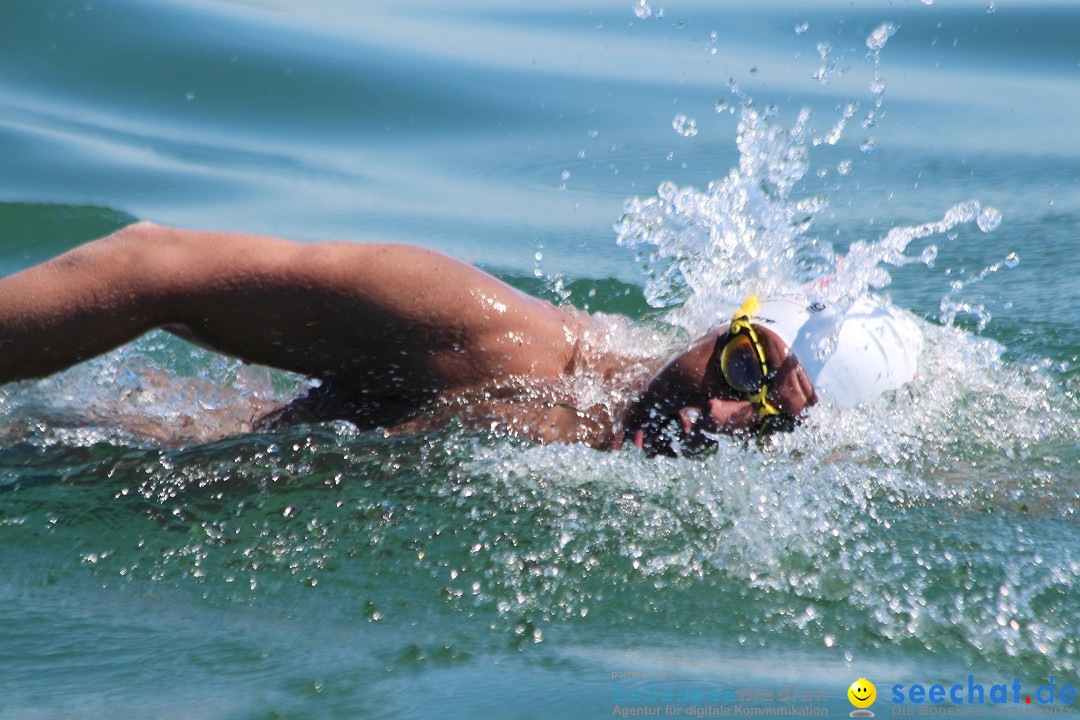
left=848, top=678, right=876, bottom=708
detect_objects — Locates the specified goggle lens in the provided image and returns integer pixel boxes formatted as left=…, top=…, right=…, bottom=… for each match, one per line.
left=719, top=332, right=766, bottom=394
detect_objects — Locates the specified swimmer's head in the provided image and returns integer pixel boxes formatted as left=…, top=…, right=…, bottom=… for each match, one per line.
left=617, top=313, right=818, bottom=457
left=616, top=295, right=923, bottom=456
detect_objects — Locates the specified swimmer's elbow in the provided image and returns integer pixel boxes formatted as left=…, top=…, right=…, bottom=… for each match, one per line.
left=88, top=222, right=206, bottom=323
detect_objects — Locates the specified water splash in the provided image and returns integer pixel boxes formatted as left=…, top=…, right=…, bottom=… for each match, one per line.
left=812, top=41, right=841, bottom=84
left=671, top=114, right=698, bottom=138
left=432, top=313, right=1078, bottom=667
left=0, top=332, right=304, bottom=448
left=939, top=251, right=1020, bottom=331
left=814, top=101, right=857, bottom=146
left=615, top=21, right=1005, bottom=344
left=865, top=22, right=898, bottom=53
left=705, top=30, right=718, bottom=56
left=977, top=206, right=1003, bottom=232
left=863, top=23, right=896, bottom=141
left=592, top=16, right=1080, bottom=676
left=616, top=103, right=823, bottom=328
left=617, top=99, right=1009, bottom=341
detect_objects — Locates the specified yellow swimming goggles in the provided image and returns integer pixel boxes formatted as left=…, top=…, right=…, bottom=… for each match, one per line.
left=715, top=296, right=785, bottom=427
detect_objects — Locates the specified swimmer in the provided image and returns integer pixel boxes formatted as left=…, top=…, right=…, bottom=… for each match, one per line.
left=0, top=223, right=921, bottom=455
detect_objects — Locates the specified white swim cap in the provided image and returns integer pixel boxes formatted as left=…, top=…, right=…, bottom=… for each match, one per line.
left=746, top=296, right=923, bottom=407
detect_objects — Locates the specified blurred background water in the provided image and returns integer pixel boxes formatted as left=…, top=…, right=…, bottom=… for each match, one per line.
left=0, top=1, right=1078, bottom=718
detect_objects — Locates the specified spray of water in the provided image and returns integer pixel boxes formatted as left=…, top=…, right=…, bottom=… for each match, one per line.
left=615, top=24, right=1007, bottom=345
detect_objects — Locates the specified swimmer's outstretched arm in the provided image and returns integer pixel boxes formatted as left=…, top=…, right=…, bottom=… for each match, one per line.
left=0, top=223, right=580, bottom=393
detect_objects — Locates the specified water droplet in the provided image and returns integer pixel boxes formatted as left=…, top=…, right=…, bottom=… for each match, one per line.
left=986, top=2, right=995, bottom=14
left=859, top=139, right=876, bottom=155
left=632, top=0, right=651, bottom=19
left=920, top=245, right=938, bottom=267
left=561, top=169, right=571, bottom=181
left=976, top=206, right=1002, bottom=232
left=672, top=114, right=698, bottom=137
left=866, top=23, right=897, bottom=52
left=1003, top=252, right=1019, bottom=268
left=837, top=160, right=853, bottom=176
left=185, top=91, right=195, bottom=101
left=715, top=98, right=729, bottom=113
left=921, top=0, right=934, bottom=5
left=795, top=21, right=809, bottom=35
left=813, top=326, right=841, bottom=361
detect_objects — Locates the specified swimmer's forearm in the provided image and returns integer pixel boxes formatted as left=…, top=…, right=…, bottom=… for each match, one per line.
left=0, top=223, right=164, bottom=382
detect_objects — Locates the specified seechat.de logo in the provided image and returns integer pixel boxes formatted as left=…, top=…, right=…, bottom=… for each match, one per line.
left=892, top=676, right=1077, bottom=707
left=849, top=678, right=877, bottom=717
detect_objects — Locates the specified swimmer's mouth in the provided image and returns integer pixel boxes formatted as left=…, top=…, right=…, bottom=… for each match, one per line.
left=630, top=417, right=716, bottom=458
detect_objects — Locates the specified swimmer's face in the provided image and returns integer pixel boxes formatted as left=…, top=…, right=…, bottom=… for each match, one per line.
left=618, top=324, right=817, bottom=457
